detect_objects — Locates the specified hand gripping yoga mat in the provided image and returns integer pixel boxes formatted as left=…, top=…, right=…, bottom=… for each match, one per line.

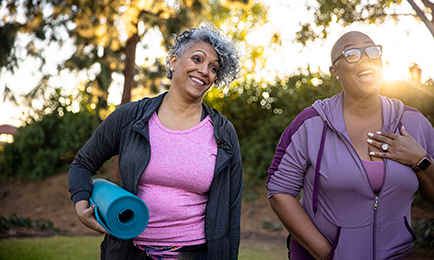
left=90, top=178, right=149, bottom=239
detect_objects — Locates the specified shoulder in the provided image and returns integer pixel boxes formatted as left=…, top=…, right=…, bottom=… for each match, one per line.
left=282, top=107, right=322, bottom=138
left=104, top=101, right=141, bottom=125
left=401, top=105, right=434, bottom=149
left=402, top=105, right=431, bottom=126
left=403, top=105, right=423, bottom=114
left=204, top=104, right=240, bottom=147
left=204, top=104, right=234, bottom=132
left=292, top=107, right=321, bottom=127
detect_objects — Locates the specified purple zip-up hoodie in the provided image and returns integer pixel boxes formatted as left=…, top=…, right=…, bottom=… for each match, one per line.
left=267, top=92, right=434, bottom=260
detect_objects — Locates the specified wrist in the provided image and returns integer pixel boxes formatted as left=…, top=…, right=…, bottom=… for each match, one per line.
left=411, top=152, right=432, bottom=172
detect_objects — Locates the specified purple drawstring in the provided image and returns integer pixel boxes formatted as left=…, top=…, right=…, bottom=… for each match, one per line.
left=313, top=120, right=328, bottom=216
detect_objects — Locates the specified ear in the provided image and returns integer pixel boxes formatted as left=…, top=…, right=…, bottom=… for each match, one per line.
left=169, top=55, right=178, bottom=70
left=329, top=65, right=337, bottom=78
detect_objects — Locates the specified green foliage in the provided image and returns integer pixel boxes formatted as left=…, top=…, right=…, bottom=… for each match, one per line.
left=0, top=88, right=100, bottom=180
left=204, top=69, right=342, bottom=193
left=0, top=214, right=60, bottom=233
left=0, top=23, right=19, bottom=71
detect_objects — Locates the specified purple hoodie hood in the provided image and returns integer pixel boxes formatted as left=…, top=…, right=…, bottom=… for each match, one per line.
left=312, top=92, right=405, bottom=138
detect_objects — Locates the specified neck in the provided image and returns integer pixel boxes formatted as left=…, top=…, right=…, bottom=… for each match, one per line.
left=161, top=90, right=203, bottom=116
left=343, top=92, right=382, bottom=119
left=156, top=90, right=204, bottom=131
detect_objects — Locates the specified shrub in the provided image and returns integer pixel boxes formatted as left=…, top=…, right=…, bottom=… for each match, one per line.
left=0, top=88, right=100, bottom=180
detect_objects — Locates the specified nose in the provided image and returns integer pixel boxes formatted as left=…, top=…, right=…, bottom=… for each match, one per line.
left=198, top=64, right=209, bottom=75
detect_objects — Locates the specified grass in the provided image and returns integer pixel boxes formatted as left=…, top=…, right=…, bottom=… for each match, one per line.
left=0, top=235, right=288, bottom=260
left=0, top=236, right=102, bottom=260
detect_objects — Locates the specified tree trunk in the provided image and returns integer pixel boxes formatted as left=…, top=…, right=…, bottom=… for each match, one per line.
left=111, top=33, right=140, bottom=184
left=121, top=33, right=140, bottom=105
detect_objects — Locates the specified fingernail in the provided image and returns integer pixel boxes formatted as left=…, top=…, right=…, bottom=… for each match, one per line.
left=376, top=131, right=382, bottom=135
left=368, top=132, right=374, bottom=137
left=369, top=152, right=375, bottom=155
left=367, top=139, right=373, bottom=144
left=402, top=125, right=406, bottom=130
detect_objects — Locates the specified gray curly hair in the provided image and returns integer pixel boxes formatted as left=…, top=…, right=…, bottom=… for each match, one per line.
left=166, top=24, right=240, bottom=88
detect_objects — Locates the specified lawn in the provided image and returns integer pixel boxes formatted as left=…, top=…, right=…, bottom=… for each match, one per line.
left=0, top=235, right=288, bottom=260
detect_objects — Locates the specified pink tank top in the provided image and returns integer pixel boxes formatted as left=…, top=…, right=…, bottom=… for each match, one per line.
left=133, top=112, right=217, bottom=246
left=361, top=159, right=384, bottom=193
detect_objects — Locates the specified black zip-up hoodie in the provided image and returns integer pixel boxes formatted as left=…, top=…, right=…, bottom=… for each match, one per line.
left=68, top=92, right=243, bottom=259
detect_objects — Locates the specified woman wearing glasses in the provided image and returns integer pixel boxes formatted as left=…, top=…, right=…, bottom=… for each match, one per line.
left=267, top=31, right=434, bottom=259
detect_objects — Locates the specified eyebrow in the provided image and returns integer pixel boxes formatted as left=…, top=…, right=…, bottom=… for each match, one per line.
left=192, top=50, right=220, bottom=64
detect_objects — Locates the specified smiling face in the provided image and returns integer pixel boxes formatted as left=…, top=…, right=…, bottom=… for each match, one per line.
left=329, top=31, right=383, bottom=99
left=169, top=41, right=219, bottom=102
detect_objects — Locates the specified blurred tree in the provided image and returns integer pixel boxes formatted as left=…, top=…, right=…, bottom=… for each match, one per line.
left=0, top=0, right=269, bottom=116
left=0, top=0, right=272, bottom=182
left=295, top=0, right=434, bottom=45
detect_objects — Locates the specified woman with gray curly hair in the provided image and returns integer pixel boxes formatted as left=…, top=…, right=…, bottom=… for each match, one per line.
left=68, top=24, right=243, bottom=260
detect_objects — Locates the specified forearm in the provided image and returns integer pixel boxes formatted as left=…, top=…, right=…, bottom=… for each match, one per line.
left=269, top=193, right=332, bottom=260
left=416, top=164, right=434, bottom=204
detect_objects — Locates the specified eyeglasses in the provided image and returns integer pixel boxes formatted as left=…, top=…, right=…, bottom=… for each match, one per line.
left=332, top=45, right=382, bottom=65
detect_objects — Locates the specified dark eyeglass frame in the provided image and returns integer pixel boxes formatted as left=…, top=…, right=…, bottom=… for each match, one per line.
left=332, top=45, right=383, bottom=65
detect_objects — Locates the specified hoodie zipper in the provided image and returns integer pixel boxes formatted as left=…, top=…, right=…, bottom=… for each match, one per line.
left=335, top=130, right=383, bottom=260
left=373, top=195, right=379, bottom=260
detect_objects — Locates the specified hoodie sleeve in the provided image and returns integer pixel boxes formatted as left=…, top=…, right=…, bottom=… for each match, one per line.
left=68, top=102, right=139, bottom=204
left=402, top=106, right=434, bottom=157
left=267, top=107, right=320, bottom=198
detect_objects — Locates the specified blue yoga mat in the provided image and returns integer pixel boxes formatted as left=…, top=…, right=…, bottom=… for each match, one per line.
left=90, top=178, right=149, bottom=240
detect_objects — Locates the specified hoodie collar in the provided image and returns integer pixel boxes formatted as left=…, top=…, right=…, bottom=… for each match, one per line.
left=312, top=91, right=405, bottom=135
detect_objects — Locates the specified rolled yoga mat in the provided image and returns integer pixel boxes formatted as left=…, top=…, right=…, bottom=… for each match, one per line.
left=90, top=178, right=149, bottom=239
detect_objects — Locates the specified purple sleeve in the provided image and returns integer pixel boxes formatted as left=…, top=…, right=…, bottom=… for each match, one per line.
left=403, top=106, right=434, bottom=157
left=267, top=108, right=319, bottom=198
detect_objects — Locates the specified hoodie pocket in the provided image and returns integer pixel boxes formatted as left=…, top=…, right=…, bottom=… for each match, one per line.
left=376, top=216, right=415, bottom=260
left=403, top=216, right=417, bottom=241
left=328, top=223, right=372, bottom=260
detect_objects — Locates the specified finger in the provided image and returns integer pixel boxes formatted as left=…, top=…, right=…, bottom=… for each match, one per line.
left=374, top=131, right=398, bottom=140
left=367, top=138, right=386, bottom=150
left=88, top=205, right=109, bottom=234
left=400, top=125, right=409, bottom=137
left=367, top=132, right=390, bottom=143
left=369, top=151, right=390, bottom=158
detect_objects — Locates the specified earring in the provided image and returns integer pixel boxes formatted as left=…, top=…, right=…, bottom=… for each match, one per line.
left=336, top=76, right=340, bottom=80
left=170, top=67, right=173, bottom=71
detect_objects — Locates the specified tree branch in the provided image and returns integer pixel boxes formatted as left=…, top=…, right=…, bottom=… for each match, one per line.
left=420, top=0, right=434, bottom=14
left=407, top=0, right=434, bottom=38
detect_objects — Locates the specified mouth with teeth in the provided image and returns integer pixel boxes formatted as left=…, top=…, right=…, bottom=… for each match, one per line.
left=357, top=69, right=375, bottom=82
left=191, top=77, right=206, bottom=87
